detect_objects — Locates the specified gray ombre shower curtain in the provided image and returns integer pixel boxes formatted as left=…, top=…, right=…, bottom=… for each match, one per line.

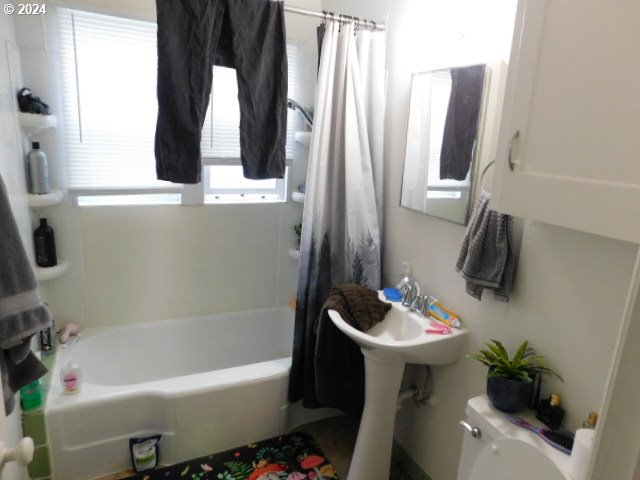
left=288, top=20, right=386, bottom=411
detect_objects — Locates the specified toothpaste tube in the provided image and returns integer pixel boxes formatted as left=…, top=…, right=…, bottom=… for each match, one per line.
left=427, top=302, right=462, bottom=329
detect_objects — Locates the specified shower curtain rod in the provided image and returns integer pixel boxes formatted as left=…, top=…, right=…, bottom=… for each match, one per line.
left=284, top=5, right=386, bottom=31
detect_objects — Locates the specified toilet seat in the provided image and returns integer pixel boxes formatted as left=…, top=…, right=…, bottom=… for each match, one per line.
left=469, top=438, right=568, bottom=480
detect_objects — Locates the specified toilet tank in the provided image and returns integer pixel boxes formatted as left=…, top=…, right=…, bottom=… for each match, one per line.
left=457, top=396, right=572, bottom=480
left=457, top=396, right=504, bottom=480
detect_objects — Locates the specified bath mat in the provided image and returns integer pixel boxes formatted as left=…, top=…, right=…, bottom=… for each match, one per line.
left=123, top=431, right=339, bottom=479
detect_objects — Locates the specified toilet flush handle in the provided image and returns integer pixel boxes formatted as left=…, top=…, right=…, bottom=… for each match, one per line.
left=459, top=420, right=482, bottom=439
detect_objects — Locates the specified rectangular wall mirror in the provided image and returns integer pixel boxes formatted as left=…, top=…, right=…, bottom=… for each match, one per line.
left=400, top=64, right=489, bottom=225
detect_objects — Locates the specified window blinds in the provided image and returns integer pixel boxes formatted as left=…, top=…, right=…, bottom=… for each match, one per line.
left=58, top=8, right=297, bottom=190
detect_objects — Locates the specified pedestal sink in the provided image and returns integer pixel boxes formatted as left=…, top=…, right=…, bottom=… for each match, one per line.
left=327, top=292, right=468, bottom=480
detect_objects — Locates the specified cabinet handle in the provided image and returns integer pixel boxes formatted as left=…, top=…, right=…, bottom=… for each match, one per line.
left=459, top=420, right=482, bottom=439
left=508, top=130, right=520, bottom=171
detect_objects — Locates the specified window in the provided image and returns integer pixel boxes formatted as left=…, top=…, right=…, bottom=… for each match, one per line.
left=58, top=8, right=297, bottom=205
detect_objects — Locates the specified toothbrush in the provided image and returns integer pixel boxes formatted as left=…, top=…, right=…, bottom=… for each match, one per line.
left=425, top=322, right=452, bottom=335
left=506, top=416, right=574, bottom=454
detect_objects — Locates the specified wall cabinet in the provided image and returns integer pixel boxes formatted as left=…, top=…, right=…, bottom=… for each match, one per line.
left=492, top=0, right=640, bottom=243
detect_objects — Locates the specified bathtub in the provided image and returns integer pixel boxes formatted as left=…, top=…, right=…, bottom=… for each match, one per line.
left=45, top=307, right=320, bottom=480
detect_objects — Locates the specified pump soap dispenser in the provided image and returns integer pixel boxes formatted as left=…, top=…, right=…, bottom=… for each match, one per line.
left=396, top=262, right=420, bottom=305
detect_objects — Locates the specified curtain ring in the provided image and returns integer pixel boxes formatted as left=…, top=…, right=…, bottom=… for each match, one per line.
left=321, top=10, right=327, bottom=25
left=371, top=20, right=377, bottom=31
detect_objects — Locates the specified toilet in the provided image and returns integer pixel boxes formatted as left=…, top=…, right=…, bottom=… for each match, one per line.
left=457, top=396, right=571, bottom=480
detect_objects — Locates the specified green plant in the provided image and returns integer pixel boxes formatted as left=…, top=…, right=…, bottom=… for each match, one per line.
left=293, top=223, right=302, bottom=245
left=472, top=339, right=563, bottom=383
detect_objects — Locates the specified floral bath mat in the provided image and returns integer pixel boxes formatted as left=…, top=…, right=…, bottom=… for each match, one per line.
left=124, top=432, right=339, bottom=480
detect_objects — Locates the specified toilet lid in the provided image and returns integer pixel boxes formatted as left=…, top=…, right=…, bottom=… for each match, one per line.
left=469, top=438, right=568, bottom=480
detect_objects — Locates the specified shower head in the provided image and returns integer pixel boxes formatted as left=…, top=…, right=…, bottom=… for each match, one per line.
left=287, top=98, right=313, bottom=128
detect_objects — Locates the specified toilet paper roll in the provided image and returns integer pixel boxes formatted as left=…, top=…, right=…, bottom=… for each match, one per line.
left=568, top=428, right=595, bottom=480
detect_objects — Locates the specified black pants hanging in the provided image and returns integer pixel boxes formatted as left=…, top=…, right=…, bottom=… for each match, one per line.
left=155, top=0, right=288, bottom=184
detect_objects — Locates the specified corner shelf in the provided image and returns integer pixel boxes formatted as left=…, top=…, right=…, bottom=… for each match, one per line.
left=35, top=260, right=69, bottom=282
left=27, top=189, right=63, bottom=208
left=18, top=112, right=57, bottom=136
left=291, top=191, right=305, bottom=203
left=294, top=131, right=311, bottom=147
left=288, top=248, right=301, bottom=261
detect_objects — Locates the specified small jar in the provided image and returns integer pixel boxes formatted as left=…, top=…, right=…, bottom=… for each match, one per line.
left=20, top=380, right=44, bottom=411
left=60, top=362, right=82, bottom=394
left=536, top=393, right=565, bottom=429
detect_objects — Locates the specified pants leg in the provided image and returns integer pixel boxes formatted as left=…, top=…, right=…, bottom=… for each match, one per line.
left=223, top=0, right=288, bottom=180
left=155, top=0, right=287, bottom=183
left=155, top=0, right=223, bottom=184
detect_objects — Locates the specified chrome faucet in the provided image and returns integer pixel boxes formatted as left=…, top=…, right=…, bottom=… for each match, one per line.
left=405, top=294, right=437, bottom=318
left=401, top=280, right=421, bottom=307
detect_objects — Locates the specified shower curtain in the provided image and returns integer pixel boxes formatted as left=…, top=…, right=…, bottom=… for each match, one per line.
left=288, top=20, right=386, bottom=411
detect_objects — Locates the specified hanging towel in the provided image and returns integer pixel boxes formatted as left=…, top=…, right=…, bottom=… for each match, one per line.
left=314, top=284, right=391, bottom=414
left=0, top=175, right=51, bottom=415
left=456, top=191, right=516, bottom=301
left=155, top=0, right=288, bottom=183
left=440, top=64, right=486, bottom=181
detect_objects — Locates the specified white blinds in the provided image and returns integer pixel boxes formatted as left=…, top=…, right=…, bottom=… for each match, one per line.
left=58, top=8, right=297, bottom=190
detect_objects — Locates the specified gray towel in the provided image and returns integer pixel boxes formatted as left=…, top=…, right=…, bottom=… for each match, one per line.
left=456, top=191, right=516, bottom=301
left=0, top=175, right=51, bottom=414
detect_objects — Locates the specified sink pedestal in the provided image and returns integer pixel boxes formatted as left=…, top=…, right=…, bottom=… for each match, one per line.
left=327, top=298, right=468, bottom=480
left=348, top=349, right=405, bottom=480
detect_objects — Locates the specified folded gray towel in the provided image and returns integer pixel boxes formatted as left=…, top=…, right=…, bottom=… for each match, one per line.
left=456, top=191, right=516, bottom=301
left=0, top=175, right=52, bottom=414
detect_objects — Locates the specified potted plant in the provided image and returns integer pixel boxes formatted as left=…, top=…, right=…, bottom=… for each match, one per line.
left=293, top=223, right=302, bottom=247
left=472, top=339, right=562, bottom=413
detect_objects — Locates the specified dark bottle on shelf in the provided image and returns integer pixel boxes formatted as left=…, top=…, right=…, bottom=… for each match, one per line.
left=34, top=218, right=57, bottom=267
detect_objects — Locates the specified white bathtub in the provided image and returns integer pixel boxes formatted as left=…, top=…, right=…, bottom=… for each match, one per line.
left=45, top=307, right=308, bottom=480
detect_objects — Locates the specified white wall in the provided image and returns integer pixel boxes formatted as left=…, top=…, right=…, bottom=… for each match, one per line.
left=16, top=0, right=321, bottom=328
left=321, top=0, right=638, bottom=479
left=0, top=12, right=36, bottom=480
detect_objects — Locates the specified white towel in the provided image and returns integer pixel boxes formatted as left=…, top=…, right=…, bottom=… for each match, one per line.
left=0, top=175, right=51, bottom=414
left=456, top=191, right=516, bottom=301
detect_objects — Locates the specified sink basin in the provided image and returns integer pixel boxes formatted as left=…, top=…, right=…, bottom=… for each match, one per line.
left=327, top=291, right=468, bottom=480
left=327, top=292, right=467, bottom=365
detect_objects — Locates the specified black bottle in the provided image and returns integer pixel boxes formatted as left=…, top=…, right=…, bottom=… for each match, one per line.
left=34, top=218, right=57, bottom=267
left=536, top=393, right=565, bottom=429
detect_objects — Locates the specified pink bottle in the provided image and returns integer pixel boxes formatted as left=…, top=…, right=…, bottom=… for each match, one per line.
left=60, top=362, right=82, bottom=394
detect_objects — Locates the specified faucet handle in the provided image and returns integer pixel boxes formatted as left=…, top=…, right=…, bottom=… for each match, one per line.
left=421, top=295, right=437, bottom=317
left=409, top=295, right=424, bottom=313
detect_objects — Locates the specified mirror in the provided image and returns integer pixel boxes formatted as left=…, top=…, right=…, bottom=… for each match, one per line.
left=400, top=64, right=488, bottom=224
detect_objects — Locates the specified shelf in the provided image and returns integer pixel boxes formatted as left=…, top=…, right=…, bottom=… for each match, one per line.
left=288, top=248, right=301, bottom=261
left=294, top=131, right=311, bottom=147
left=291, top=191, right=305, bottom=203
left=34, top=260, right=69, bottom=282
left=27, top=189, right=63, bottom=208
left=18, top=112, right=57, bottom=136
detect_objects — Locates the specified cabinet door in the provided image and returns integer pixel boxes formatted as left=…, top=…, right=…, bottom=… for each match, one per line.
left=492, top=0, right=640, bottom=243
